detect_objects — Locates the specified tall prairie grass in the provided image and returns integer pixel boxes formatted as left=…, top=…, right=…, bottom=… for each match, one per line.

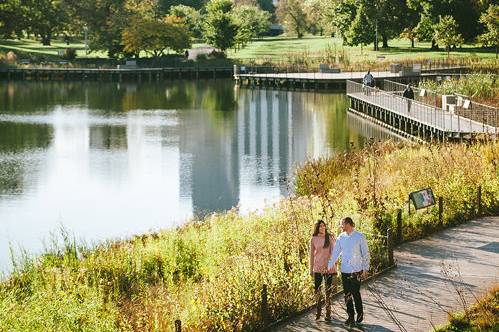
left=295, top=141, right=499, bottom=240
left=0, top=141, right=497, bottom=331
left=418, top=74, right=499, bottom=106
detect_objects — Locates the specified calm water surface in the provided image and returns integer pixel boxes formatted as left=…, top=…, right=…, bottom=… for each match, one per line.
left=0, top=79, right=398, bottom=272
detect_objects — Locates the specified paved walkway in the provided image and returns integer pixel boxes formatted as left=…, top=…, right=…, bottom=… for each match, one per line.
left=274, top=216, right=499, bottom=332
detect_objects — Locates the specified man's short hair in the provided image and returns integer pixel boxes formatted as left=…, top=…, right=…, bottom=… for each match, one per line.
left=342, top=217, right=355, bottom=227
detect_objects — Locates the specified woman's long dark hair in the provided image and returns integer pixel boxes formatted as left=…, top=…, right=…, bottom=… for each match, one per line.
left=312, top=219, right=331, bottom=248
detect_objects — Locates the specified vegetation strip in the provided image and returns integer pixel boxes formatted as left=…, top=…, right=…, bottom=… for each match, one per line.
left=0, top=141, right=497, bottom=331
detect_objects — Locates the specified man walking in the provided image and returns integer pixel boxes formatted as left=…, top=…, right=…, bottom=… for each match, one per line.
left=362, top=71, right=375, bottom=95
left=403, top=84, right=414, bottom=113
left=328, top=217, right=370, bottom=326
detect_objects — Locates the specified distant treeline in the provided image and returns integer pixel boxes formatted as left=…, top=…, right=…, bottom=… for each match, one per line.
left=0, top=0, right=497, bottom=58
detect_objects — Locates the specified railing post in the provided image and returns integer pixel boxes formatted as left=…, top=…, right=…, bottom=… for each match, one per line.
left=175, top=319, right=181, bottom=332
left=387, top=228, right=394, bottom=266
left=438, top=197, right=443, bottom=225
left=477, top=185, right=482, bottom=216
left=396, top=209, right=403, bottom=244
left=261, top=284, right=270, bottom=324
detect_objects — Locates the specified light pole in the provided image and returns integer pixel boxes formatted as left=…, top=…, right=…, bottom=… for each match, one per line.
left=84, top=25, right=88, bottom=55
left=374, top=1, right=379, bottom=51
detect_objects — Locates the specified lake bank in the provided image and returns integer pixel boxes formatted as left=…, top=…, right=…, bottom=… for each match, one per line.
left=1, top=141, right=497, bottom=331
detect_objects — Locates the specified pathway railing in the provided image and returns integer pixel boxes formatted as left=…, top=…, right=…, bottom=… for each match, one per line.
left=383, top=79, right=499, bottom=129
left=347, top=80, right=497, bottom=135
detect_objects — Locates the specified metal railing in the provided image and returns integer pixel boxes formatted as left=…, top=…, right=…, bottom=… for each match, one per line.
left=347, top=80, right=497, bottom=135
left=384, top=79, right=499, bottom=129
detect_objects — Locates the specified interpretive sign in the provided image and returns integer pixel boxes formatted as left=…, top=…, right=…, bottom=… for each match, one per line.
left=409, top=188, right=435, bottom=210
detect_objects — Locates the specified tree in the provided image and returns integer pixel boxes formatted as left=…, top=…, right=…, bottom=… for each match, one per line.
left=203, top=0, right=238, bottom=52
left=322, top=0, right=357, bottom=38
left=158, top=0, right=205, bottom=14
left=408, top=0, right=483, bottom=48
left=0, top=0, right=28, bottom=38
left=276, top=0, right=307, bottom=38
left=67, top=0, right=130, bottom=57
left=122, top=15, right=191, bottom=57
left=232, top=4, right=271, bottom=48
left=478, top=4, right=498, bottom=59
left=344, top=2, right=373, bottom=51
left=26, top=0, right=67, bottom=45
left=170, top=5, right=203, bottom=38
left=400, top=27, right=416, bottom=48
left=434, top=15, right=464, bottom=57
left=304, top=0, right=325, bottom=36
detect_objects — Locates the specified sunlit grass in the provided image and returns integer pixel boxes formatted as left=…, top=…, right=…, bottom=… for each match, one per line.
left=0, top=141, right=497, bottom=331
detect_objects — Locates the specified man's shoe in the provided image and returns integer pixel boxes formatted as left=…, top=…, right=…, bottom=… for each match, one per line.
left=324, top=314, right=331, bottom=322
left=344, top=318, right=355, bottom=326
left=356, top=313, right=363, bottom=323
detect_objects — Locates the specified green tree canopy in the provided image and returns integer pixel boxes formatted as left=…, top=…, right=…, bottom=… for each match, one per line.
left=232, top=4, right=271, bottom=46
left=26, top=0, right=67, bottom=45
left=122, top=15, right=191, bottom=57
left=170, top=5, right=203, bottom=38
left=276, top=0, right=308, bottom=38
left=344, top=2, right=373, bottom=49
left=0, top=0, right=27, bottom=38
left=434, top=15, right=464, bottom=57
left=203, top=0, right=238, bottom=52
left=478, top=4, right=498, bottom=58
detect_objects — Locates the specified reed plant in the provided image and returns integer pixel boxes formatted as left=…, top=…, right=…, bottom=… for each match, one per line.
left=0, top=141, right=497, bottom=331
left=418, top=74, right=498, bottom=106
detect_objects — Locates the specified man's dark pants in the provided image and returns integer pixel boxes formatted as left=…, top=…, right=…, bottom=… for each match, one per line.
left=341, top=272, right=363, bottom=320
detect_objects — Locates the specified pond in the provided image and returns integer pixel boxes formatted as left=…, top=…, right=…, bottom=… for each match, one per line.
left=0, top=79, right=398, bottom=272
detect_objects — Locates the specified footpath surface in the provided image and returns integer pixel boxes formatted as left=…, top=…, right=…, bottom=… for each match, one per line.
left=274, top=216, right=499, bottom=332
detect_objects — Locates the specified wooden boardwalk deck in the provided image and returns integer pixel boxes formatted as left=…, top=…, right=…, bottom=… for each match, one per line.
left=234, top=69, right=465, bottom=90
left=346, top=81, right=497, bottom=141
left=0, top=66, right=233, bottom=81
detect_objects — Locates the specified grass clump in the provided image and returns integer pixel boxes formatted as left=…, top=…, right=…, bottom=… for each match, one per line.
left=434, top=285, right=499, bottom=332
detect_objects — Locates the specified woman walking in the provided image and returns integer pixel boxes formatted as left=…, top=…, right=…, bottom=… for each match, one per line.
left=310, top=219, right=337, bottom=321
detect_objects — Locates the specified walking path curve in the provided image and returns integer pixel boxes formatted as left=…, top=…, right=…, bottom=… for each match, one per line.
left=273, top=216, right=499, bottom=332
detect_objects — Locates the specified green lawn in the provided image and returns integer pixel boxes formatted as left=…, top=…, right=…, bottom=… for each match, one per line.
left=0, top=38, right=109, bottom=59
left=1, top=35, right=497, bottom=64
left=227, top=35, right=497, bottom=62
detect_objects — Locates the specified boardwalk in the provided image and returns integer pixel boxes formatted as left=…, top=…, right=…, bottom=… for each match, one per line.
left=0, top=66, right=233, bottom=81
left=234, top=69, right=465, bottom=90
left=347, top=81, right=497, bottom=141
left=273, top=216, right=499, bottom=332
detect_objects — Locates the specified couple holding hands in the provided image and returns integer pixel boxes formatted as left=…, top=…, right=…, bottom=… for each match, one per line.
left=310, top=217, right=370, bottom=326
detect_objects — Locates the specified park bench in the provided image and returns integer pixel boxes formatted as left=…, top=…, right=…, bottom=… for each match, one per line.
left=117, top=60, right=138, bottom=69
left=319, top=64, right=340, bottom=73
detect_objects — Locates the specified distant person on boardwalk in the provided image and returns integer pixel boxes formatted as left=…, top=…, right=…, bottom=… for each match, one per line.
left=328, top=217, right=370, bottom=326
left=362, top=71, right=375, bottom=95
left=403, top=84, right=414, bottom=113
left=310, top=219, right=337, bottom=321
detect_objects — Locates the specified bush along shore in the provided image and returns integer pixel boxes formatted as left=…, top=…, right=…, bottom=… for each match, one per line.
left=0, top=141, right=498, bottom=331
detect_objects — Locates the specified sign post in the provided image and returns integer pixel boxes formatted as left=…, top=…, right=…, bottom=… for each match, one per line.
left=409, top=188, right=436, bottom=210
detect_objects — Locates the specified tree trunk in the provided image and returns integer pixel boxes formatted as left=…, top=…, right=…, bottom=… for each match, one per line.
left=382, top=33, right=388, bottom=48
left=411, top=38, right=414, bottom=48
left=41, top=33, right=51, bottom=46
left=431, top=39, right=438, bottom=50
